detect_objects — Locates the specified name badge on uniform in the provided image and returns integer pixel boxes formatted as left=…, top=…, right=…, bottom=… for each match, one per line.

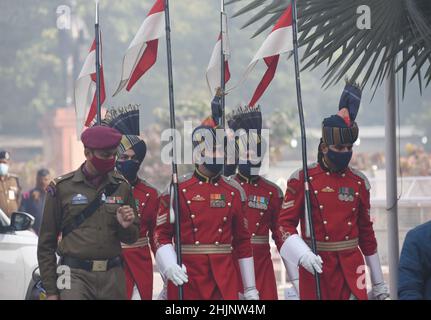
left=338, top=187, right=354, bottom=202
left=71, top=194, right=89, bottom=205
left=8, top=189, right=16, bottom=200
left=248, top=195, right=269, bottom=210
left=210, top=194, right=225, bottom=208
left=106, top=196, right=124, bottom=204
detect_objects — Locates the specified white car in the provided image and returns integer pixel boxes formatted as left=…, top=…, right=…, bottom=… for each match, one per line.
left=0, top=209, right=44, bottom=300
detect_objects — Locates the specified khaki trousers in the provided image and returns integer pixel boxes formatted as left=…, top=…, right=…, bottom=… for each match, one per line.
left=59, top=266, right=126, bottom=300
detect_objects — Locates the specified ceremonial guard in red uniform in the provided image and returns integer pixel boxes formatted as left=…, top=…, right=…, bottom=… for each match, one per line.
left=104, top=107, right=160, bottom=300
left=226, top=106, right=284, bottom=300
left=276, top=82, right=390, bottom=300
left=153, top=112, right=259, bottom=300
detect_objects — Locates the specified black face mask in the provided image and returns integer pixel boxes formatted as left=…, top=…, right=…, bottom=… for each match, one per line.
left=116, top=160, right=140, bottom=183
left=203, top=157, right=224, bottom=175
left=238, top=161, right=261, bottom=177
left=326, top=149, right=352, bottom=172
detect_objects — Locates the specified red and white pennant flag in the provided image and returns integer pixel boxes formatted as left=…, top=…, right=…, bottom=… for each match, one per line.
left=206, top=26, right=231, bottom=96
left=114, top=0, right=165, bottom=96
left=247, top=5, right=293, bottom=106
left=74, top=34, right=106, bottom=135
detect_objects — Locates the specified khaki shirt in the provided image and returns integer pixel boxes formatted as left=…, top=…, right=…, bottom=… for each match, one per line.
left=37, top=167, right=140, bottom=295
left=0, top=174, right=21, bottom=217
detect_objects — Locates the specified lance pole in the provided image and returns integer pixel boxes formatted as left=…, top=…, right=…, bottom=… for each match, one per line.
left=95, top=0, right=101, bottom=125
left=291, top=0, right=321, bottom=300
left=164, top=0, right=183, bottom=300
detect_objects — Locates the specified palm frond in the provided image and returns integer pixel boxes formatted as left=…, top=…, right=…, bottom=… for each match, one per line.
left=228, top=0, right=431, bottom=93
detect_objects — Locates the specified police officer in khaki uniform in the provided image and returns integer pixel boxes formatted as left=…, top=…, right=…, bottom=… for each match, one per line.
left=0, top=150, right=21, bottom=217
left=37, top=126, right=140, bottom=300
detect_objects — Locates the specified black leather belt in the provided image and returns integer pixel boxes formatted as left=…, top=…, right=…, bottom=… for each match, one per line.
left=61, top=256, right=122, bottom=272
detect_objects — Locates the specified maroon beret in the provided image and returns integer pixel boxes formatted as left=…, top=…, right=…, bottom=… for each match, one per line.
left=81, top=126, right=122, bottom=149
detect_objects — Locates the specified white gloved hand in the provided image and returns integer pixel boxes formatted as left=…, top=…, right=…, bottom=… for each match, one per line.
left=299, top=251, right=323, bottom=274
left=372, top=282, right=390, bottom=300
left=155, top=244, right=188, bottom=286
left=243, top=287, right=259, bottom=300
left=165, top=264, right=188, bottom=286
left=280, top=234, right=323, bottom=276
left=365, top=253, right=390, bottom=300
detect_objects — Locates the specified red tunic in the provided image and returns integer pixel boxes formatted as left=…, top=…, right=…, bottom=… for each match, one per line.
left=233, top=173, right=283, bottom=300
left=121, top=179, right=159, bottom=300
left=154, top=170, right=253, bottom=300
left=275, top=163, right=378, bottom=300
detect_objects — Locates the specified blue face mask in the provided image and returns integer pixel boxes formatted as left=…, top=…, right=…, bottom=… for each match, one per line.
left=223, top=164, right=237, bottom=177
left=0, top=163, right=9, bottom=176
left=326, top=149, right=352, bottom=172
left=203, top=157, right=224, bottom=175
left=238, top=161, right=261, bottom=177
left=116, top=160, right=140, bottom=183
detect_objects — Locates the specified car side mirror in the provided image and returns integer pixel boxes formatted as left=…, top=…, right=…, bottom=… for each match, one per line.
left=10, top=212, right=34, bottom=231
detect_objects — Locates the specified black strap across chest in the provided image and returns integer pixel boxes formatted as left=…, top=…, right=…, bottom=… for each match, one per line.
left=62, top=183, right=121, bottom=238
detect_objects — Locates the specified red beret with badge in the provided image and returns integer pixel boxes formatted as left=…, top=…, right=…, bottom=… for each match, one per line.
left=80, top=125, right=122, bottom=149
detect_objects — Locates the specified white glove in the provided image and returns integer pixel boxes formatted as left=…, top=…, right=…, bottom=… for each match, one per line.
left=372, top=282, right=390, bottom=300
left=299, top=251, right=323, bottom=274
left=280, top=234, right=323, bottom=275
left=165, top=264, right=188, bottom=286
left=282, top=257, right=300, bottom=298
left=238, top=257, right=259, bottom=300
left=365, top=253, right=390, bottom=300
left=243, top=287, right=259, bottom=300
left=155, top=244, right=188, bottom=286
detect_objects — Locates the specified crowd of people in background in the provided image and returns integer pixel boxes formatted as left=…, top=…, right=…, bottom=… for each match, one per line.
left=351, top=143, right=431, bottom=176
left=0, top=149, right=50, bottom=235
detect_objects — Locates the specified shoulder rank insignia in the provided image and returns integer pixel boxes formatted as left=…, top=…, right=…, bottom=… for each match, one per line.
left=282, top=200, right=295, bottom=209
left=286, top=186, right=297, bottom=195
